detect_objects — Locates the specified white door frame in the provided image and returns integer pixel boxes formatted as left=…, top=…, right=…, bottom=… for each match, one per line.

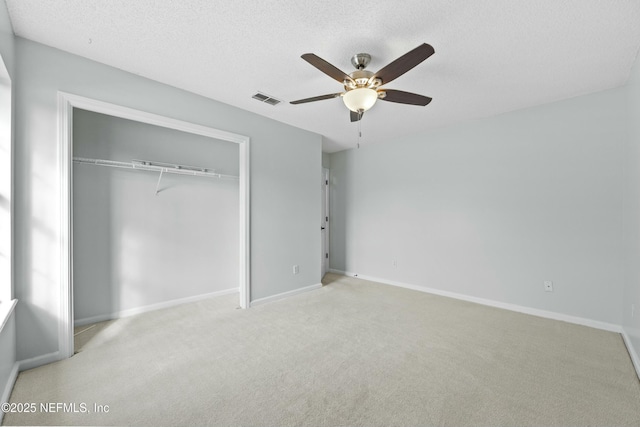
left=321, top=168, right=330, bottom=276
left=58, top=92, right=250, bottom=360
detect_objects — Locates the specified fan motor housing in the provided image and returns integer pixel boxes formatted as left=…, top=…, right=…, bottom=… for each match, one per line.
left=350, top=69, right=373, bottom=84
left=345, top=54, right=382, bottom=90
left=345, top=69, right=380, bottom=90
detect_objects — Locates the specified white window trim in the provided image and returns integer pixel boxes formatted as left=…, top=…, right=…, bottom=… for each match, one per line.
left=0, top=53, right=14, bottom=327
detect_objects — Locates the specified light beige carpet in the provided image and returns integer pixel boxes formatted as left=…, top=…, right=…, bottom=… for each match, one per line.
left=4, top=273, right=640, bottom=426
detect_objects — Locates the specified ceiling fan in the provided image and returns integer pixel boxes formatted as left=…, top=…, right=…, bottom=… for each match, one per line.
left=290, top=43, right=435, bottom=122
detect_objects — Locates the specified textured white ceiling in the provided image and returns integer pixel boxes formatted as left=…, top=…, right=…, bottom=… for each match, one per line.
left=6, top=0, right=640, bottom=152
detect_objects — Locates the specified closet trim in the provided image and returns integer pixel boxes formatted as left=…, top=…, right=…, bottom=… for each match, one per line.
left=57, top=92, right=251, bottom=360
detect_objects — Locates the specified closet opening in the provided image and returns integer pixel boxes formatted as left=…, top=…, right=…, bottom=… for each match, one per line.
left=59, top=93, right=250, bottom=359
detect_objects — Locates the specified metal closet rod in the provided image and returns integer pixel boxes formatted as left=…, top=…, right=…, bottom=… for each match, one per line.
left=72, top=157, right=239, bottom=180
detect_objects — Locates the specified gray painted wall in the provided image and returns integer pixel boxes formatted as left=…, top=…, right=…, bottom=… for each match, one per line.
left=623, top=53, right=640, bottom=362
left=14, top=36, right=322, bottom=363
left=73, top=109, right=239, bottom=322
left=329, top=86, right=628, bottom=325
left=322, top=151, right=331, bottom=169
left=0, top=0, right=15, bottom=412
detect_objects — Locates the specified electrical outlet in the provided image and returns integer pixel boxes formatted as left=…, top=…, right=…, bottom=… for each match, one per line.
left=293, top=265, right=299, bottom=275
left=544, top=281, right=553, bottom=292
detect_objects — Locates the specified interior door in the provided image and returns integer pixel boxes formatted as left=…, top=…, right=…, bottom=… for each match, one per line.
left=321, top=168, right=329, bottom=276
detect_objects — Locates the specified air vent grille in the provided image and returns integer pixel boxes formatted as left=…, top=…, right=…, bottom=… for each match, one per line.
left=252, top=92, right=282, bottom=106
left=252, top=93, right=269, bottom=101
left=263, top=97, right=281, bottom=106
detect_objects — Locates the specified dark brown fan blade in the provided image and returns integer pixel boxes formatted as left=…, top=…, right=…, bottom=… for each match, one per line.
left=380, top=89, right=432, bottom=106
left=350, top=110, right=363, bottom=122
left=290, top=93, right=342, bottom=105
left=301, top=53, right=354, bottom=84
left=372, top=43, right=434, bottom=85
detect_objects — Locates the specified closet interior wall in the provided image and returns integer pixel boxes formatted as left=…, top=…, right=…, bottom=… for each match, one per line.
left=72, top=108, right=239, bottom=325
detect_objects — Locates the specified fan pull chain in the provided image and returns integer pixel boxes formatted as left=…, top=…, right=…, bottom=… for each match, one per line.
left=357, top=110, right=363, bottom=149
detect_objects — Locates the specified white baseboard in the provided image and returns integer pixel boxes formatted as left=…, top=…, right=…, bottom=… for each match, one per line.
left=330, top=270, right=622, bottom=333
left=18, top=351, right=61, bottom=372
left=250, top=283, right=322, bottom=307
left=0, top=361, right=19, bottom=424
left=74, top=288, right=238, bottom=327
left=621, top=329, right=640, bottom=380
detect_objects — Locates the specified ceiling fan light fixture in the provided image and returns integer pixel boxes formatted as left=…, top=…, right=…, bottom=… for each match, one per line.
left=342, top=88, right=378, bottom=113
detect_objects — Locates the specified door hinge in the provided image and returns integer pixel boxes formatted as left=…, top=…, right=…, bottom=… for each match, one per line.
left=326, top=216, right=328, bottom=222
left=325, top=180, right=328, bottom=185
left=325, top=253, right=329, bottom=259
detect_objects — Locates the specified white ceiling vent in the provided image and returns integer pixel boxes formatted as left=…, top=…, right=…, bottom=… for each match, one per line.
left=252, top=92, right=282, bottom=106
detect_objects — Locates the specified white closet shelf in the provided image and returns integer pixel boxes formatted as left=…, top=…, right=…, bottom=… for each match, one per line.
left=73, top=157, right=238, bottom=180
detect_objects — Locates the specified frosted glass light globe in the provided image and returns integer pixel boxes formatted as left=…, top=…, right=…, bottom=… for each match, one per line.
left=343, top=88, right=378, bottom=112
